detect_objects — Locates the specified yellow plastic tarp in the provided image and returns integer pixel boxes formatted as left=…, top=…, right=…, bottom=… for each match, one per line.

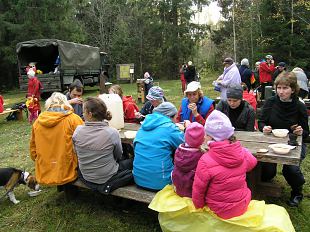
left=149, top=185, right=295, bottom=232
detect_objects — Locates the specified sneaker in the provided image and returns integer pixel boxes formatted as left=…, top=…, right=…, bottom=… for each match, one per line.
left=287, top=194, right=303, bottom=207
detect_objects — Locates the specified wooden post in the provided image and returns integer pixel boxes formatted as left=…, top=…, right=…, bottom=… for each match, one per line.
left=99, top=72, right=106, bottom=94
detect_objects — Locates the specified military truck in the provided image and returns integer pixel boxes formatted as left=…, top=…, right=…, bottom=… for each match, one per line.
left=16, top=39, right=109, bottom=97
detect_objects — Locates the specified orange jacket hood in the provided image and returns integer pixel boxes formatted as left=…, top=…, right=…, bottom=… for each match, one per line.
left=37, top=109, right=73, bottom=128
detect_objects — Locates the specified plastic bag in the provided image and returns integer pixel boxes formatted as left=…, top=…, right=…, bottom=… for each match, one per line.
left=212, top=81, right=221, bottom=92
left=149, top=185, right=295, bottom=232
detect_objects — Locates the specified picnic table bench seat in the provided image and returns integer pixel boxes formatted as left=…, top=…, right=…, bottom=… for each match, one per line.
left=0, top=109, right=23, bottom=120
left=71, top=179, right=156, bottom=204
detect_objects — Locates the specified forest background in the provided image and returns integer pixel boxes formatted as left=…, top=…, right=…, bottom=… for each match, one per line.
left=0, top=0, right=309, bottom=90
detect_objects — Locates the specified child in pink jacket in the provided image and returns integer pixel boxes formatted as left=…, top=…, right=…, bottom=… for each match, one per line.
left=172, top=122, right=205, bottom=198
left=192, top=110, right=257, bottom=219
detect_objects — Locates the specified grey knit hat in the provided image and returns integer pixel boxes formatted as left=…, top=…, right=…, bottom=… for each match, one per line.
left=153, top=102, right=177, bottom=117
left=226, top=84, right=243, bottom=99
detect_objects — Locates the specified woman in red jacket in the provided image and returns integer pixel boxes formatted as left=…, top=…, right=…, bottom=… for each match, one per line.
left=259, top=55, right=275, bottom=100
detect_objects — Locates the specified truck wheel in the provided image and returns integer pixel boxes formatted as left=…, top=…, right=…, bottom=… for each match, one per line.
left=41, top=92, right=52, bottom=100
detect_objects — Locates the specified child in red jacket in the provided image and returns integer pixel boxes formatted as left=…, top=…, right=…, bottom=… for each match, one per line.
left=192, top=110, right=257, bottom=219
left=109, top=85, right=139, bottom=123
left=27, top=69, right=42, bottom=123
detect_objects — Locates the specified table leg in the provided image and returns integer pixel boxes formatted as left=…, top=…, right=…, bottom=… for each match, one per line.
left=247, top=162, right=282, bottom=199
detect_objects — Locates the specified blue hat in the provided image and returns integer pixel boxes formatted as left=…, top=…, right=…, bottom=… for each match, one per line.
left=146, top=86, right=164, bottom=101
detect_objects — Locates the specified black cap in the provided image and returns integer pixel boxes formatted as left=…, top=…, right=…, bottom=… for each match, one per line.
left=278, top=62, right=286, bottom=67
left=223, top=57, right=234, bottom=65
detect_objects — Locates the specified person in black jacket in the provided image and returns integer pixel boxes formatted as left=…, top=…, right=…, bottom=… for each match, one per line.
left=184, top=61, right=196, bottom=84
left=239, top=58, right=252, bottom=91
left=272, top=62, right=287, bottom=84
left=216, top=84, right=255, bottom=131
left=258, top=72, right=309, bottom=207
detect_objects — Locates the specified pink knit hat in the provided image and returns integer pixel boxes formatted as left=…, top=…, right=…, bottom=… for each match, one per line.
left=185, top=122, right=205, bottom=148
left=204, top=110, right=235, bottom=141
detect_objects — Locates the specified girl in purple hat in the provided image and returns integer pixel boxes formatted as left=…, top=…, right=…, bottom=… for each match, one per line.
left=172, top=122, right=205, bottom=198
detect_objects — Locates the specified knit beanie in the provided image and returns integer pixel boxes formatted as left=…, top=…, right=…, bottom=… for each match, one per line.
left=226, top=84, right=243, bottom=99
left=185, top=122, right=205, bottom=148
left=153, top=102, right=177, bottom=117
left=146, top=86, right=164, bottom=101
left=204, top=110, right=235, bottom=141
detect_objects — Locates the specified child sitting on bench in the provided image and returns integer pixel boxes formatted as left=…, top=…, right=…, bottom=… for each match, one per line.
left=172, top=122, right=205, bottom=198
left=192, top=110, right=257, bottom=219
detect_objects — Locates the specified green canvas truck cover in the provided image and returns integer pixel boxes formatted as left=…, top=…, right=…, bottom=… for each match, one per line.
left=16, top=39, right=101, bottom=70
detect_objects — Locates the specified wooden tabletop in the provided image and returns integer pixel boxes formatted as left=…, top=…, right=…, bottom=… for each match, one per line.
left=235, top=131, right=301, bottom=166
left=119, top=123, right=301, bottom=166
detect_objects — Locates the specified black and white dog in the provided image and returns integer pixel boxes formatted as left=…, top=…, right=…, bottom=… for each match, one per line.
left=0, top=168, right=39, bottom=204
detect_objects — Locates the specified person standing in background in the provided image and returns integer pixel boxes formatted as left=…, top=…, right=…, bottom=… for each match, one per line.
left=26, top=69, right=43, bottom=123
left=239, top=58, right=252, bottom=91
left=292, top=67, right=309, bottom=99
left=272, top=62, right=287, bottom=84
left=184, top=61, right=196, bottom=84
left=0, top=94, right=4, bottom=113
left=259, top=55, right=275, bottom=100
left=143, top=72, right=153, bottom=96
left=251, top=61, right=260, bottom=90
left=215, top=57, right=241, bottom=100
left=179, top=63, right=187, bottom=92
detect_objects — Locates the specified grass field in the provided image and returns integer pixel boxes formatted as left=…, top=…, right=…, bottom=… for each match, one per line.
left=0, top=72, right=310, bottom=232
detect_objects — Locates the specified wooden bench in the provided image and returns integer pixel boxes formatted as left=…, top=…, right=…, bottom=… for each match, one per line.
left=71, top=179, right=156, bottom=204
left=0, top=109, right=23, bottom=120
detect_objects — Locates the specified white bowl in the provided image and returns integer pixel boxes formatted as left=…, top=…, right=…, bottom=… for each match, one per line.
left=268, top=144, right=295, bottom=155
left=272, top=129, right=289, bottom=138
left=28, top=190, right=42, bottom=197
left=124, top=131, right=137, bottom=139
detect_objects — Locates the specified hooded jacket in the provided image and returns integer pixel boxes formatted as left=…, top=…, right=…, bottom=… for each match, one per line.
left=133, top=112, right=184, bottom=190
left=30, top=108, right=83, bottom=185
left=172, top=144, right=204, bottom=197
left=122, top=96, right=139, bottom=123
left=27, top=77, right=42, bottom=99
left=192, top=140, right=257, bottom=219
left=259, top=62, right=275, bottom=83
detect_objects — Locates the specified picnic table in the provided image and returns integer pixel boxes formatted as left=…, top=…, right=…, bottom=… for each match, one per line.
left=72, top=123, right=301, bottom=202
left=120, top=123, right=302, bottom=198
